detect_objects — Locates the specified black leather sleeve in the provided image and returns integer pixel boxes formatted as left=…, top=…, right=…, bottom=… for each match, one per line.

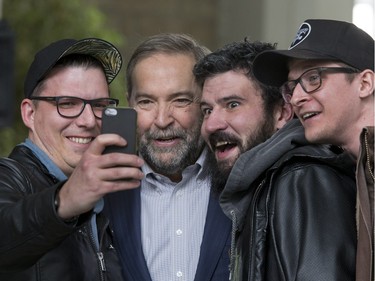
left=0, top=157, right=73, bottom=271
left=267, top=160, right=356, bottom=281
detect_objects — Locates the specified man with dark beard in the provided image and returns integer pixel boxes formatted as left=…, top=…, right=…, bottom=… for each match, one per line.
left=193, top=39, right=357, bottom=280
left=104, top=33, right=232, bottom=281
left=194, top=40, right=292, bottom=194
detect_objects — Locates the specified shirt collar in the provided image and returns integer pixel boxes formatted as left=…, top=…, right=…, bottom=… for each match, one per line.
left=21, top=138, right=67, bottom=181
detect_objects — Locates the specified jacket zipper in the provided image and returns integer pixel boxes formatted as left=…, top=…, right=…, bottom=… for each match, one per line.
left=87, top=219, right=106, bottom=281
left=229, top=210, right=237, bottom=281
left=228, top=180, right=265, bottom=281
left=97, top=252, right=107, bottom=271
left=247, top=179, right=265, bottom=281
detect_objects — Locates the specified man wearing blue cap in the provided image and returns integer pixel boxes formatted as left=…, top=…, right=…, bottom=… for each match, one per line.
left=0, top=38, right=144, bottom=280
left=253, top=19, right=374, bottom=281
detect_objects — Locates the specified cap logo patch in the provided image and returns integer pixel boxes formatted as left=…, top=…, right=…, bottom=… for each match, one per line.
left=288, top=22, right=311, bottom=50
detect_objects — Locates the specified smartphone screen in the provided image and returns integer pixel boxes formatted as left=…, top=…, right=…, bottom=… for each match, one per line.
left=101, top=107, right=137, bottom=154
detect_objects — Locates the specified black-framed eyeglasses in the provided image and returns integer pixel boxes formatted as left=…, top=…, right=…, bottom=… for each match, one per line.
left=29, top=96, right=119, bottom=119
left=280, top=67, right=360, bottom=104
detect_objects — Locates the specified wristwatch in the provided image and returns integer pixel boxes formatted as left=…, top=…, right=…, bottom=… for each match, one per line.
left=54, top=189, right=79, bottom=223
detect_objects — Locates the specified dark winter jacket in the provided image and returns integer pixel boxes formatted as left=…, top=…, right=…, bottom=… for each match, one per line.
left=220, top=119, right=357, bottom=281
left=0, top=145, right=124, bottom=281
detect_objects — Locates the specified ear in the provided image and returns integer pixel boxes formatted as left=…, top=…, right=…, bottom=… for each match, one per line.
left=274, top=102, right=294, bottom=130
left=21, top=99, right=36, bottom=130
left=358, top=69, right=375, bottom=99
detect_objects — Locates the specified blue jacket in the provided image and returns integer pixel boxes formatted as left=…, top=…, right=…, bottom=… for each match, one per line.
left=104, top=186, right=231, bottom=281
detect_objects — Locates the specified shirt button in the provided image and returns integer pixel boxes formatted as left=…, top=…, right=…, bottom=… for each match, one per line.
left=176, top=271, right=183, bottom=277
left=176, top=190, right=183, bottom=198
left=176, top=229, right=183, bottom=236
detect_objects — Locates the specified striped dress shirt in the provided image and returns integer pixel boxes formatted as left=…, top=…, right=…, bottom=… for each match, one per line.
left=141, top=148, right=211, bottom=281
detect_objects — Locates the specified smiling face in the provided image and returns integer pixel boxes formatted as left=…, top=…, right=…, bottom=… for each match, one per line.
left=129, top=53, right=203, bottom=181
left=200, top=70, right=281, bottom=175
left=21, top=65, right=109, bottom=176
left=288, top=59, right=368, bottom=154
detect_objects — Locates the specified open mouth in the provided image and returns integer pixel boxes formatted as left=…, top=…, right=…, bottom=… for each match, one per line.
left=215, top=141, right=237, bottom=153
left=68, top=137, right=93, bottom=144
left=208, top=132, right=239, bottom=159
left=152, top=136, right=181, bottom=147
left=302, top=112, right=319, bottom=120
left=156, top=137, right=178, bottom=142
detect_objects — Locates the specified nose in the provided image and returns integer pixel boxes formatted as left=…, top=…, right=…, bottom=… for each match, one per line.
left=202, top=108, right=228, bottom=136
left=290, top=83, right=311, bottom=107
left=154, top=103, right=174, bottom=128
left=75, top=103, right=97, bottom=127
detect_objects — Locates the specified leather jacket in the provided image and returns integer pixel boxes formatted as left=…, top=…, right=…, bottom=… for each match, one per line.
left=220, top=120, right=357, bottom=281
left=0, top=145, right=124, bottom=281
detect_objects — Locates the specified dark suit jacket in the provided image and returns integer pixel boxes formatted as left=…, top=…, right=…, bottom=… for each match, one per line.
left=104, top=187, right=231, bottom=281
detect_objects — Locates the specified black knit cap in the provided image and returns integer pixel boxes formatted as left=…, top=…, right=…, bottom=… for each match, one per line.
left=253, top=19, right=375, bottom=87
left=24, top=38, right=122, bottom=98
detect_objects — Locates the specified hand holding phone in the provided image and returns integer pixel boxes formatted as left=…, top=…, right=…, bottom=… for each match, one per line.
left=101, top=107, right=137, bottom=154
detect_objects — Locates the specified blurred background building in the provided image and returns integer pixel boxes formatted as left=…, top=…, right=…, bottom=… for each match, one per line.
left=86, top=0, right=374, bottom=65
left=0, top=0, right=373, bottom=155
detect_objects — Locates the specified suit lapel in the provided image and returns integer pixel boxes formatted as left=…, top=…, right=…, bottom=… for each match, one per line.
left=194, top=193, right=232, bottom=280
left=105, top=187, right=231, bottom=281
left=104, top=188, right=152, bottom=281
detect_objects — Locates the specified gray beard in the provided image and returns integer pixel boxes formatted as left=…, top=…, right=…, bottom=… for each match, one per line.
left=139, top=127, right=204, bottom=177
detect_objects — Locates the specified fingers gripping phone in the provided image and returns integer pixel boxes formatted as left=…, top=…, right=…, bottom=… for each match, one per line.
left=101, top=107, right=137, bottom=154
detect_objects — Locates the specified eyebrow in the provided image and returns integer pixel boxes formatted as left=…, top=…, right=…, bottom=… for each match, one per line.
left=219, top=94, right=246, bottom=102
left=135, top=91, right=196, bottom=101
left=200, top=94, right=246, bottom=107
